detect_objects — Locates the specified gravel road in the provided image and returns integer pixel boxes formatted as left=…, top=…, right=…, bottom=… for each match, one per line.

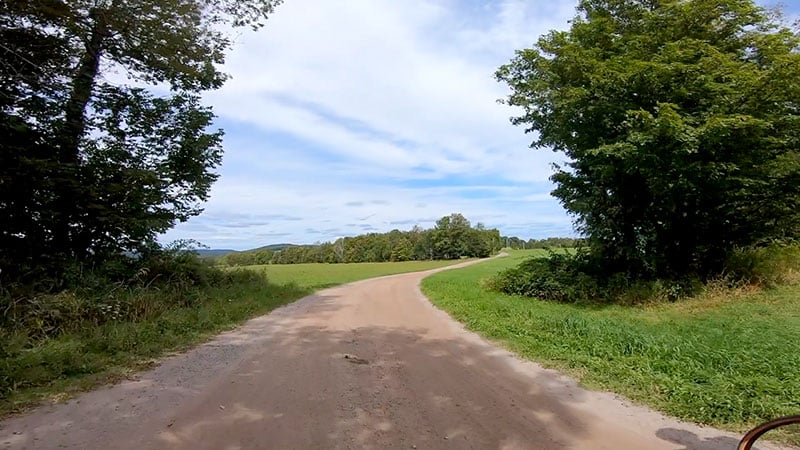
left=0, top=259, right=790, bottom=449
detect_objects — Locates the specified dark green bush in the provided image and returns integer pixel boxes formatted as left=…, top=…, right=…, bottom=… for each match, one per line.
left=487, top=252, right=600, bottom=303
left=490, top=245, right=800, bottom=304
left=0, top=245, right=262, bottom=340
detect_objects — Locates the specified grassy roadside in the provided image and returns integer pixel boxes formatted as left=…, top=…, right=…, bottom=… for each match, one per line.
left=421, top=250, right=800, bottom=444
left=1, top=259, right=461, bottom=415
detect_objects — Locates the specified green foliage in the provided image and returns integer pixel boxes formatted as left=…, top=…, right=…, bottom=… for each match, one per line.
left=724, top=243, right=800, bottom=286
left=219, top=248, right=277, bottom=266
left=0, top=247, right=294, bottom=399
left=219, top=213, right=503, bottom=266
left=497, top=0, right=800, bottom=279
left=2, top=245, right=237, bottom=339
left=501, top=236, right=582, bottom=250
left=0, top=273, right=306, bottom=407
left=0, top=0, right=281, bottom=284
left=422, top=254, right=800, bottom=442
left=432, top=214, right=499, bottom=259
left=489, top=244, right=800, bottom=304
left=488, top=250, right=700, bottom=304
left=487, top=251, right=604, bottom=303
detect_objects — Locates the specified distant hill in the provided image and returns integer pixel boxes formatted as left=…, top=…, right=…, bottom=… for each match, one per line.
left=195, top=249, right=237, bottom=257
left=194, top=244, right=298, bottom=259
left=252, top=243, right=297, bottom=252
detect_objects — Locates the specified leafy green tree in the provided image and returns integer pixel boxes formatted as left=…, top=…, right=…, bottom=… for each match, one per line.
left=432, top=213, right=474, bottom=259
left=409, top=226, right=433, bottom=260
left=0, top=0, right=282, bottom=282
left=497, top=0, right=800, bottom=278
left=390, top=237, right=413, bottom=261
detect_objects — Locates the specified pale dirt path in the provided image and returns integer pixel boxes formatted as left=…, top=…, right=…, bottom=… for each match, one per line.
left=0, top=258, right=791, bottom=450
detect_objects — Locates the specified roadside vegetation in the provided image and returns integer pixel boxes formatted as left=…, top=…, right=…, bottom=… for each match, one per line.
left=422, top=250, right=800, bottom=444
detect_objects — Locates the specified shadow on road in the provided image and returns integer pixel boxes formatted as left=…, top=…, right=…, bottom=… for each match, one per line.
left=656, top=428, right=745, bottom=450
left=155, top=310, right=591, bottom=449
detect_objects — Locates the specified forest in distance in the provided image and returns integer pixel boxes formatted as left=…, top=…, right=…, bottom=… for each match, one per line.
left=213, top=213, right=582, bottom=266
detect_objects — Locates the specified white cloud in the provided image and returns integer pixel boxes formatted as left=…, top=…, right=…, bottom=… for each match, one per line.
left=163, top=0, right=580, bottom=248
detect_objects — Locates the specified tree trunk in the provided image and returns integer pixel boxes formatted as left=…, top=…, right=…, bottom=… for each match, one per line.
left=53, top=9, right=107, bottom=262
left=61, top=8, right=106, bottom=163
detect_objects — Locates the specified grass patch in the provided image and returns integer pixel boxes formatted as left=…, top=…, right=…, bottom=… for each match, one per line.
left=422, top=250, right=800, bottom=444
left=1, top=258, right=462, bottom=415
left=244, top=259, right=465, bottom=290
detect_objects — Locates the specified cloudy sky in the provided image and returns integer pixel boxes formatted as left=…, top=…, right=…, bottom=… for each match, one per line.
left=160, top=0, right=800, bottom=250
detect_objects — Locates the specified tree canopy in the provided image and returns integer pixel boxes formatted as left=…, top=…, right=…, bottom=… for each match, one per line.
left=496, top=0, right=800, bottom=278
left=0, top=0, right=281, bottom=283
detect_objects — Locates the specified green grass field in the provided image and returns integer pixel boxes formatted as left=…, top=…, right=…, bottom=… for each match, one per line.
left=422, top=250, right=800, bottom=443
left=1, top=259, right=462, bottom=415
left=245, top=259, right=465, bottom=290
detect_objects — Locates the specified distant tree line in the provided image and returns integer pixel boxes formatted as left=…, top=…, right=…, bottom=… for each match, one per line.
left=218, top=213, right=502, bottom=266
left=501, top=236, right=582, bottom=250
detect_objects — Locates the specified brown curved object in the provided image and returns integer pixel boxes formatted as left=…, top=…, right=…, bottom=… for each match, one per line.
left=738, top=415, right=800, bottom=450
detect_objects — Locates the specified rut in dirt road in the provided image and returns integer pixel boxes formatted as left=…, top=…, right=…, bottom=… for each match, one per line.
left=0, top=259, right=789, bottom=450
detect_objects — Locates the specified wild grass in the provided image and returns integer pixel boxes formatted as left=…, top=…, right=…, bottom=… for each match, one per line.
left=0, top=272, right=307, bottom=414
left=422, top=250, right=800, bottom=444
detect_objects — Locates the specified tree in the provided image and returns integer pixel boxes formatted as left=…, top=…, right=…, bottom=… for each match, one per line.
left=497, top=0, right=800, bottom=278
left=390, top=238, right=413, bottom=262
left=432, top=213, right=472, bottom=259
left=0, top=0, right=282, bottom=282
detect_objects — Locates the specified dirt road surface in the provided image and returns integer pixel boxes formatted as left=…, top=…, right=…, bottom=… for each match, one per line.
left=0, top=259, right=791, bottom=450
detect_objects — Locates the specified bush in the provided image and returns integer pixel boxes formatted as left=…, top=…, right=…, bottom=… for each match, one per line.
left=490, top=245, right=800, bottom=305
left=487, top=252, right=598, bottom=303
left=0, top=245, right=282, bottom=400
left=0, top=245, right=260, bottom=340
left=488, top=250, right=702, bottom=304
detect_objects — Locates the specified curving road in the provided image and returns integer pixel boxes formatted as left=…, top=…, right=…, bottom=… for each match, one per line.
left=0, top=259, right=790, bottom=449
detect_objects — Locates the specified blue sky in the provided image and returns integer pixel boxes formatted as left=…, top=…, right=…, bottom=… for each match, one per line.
left=160, top=0, right=800, bottom=250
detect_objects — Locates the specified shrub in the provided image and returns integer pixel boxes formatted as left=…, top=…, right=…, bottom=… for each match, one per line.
left=490, top=245, right=800, bottom=305
left=488, top=252, right=599, bottom=303
left=0, top=244, right=262, bottom=340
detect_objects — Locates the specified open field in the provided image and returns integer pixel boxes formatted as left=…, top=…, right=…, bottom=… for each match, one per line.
left=0, top=259, right=464, bottom=415
left=243, top=259, right=466, bottom=290
left=421, top=250, right=800, bottom=444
